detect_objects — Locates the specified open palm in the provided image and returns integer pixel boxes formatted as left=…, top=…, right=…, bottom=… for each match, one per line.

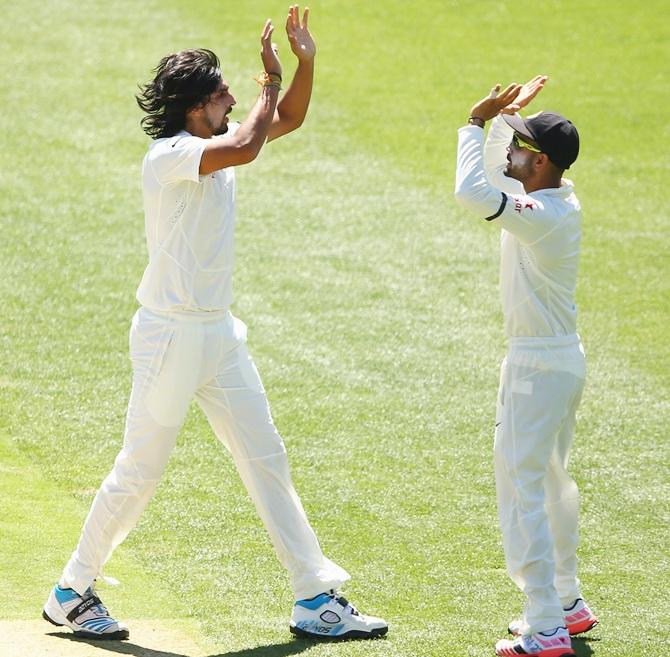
left=500, top=75, right=548, bottom=114
left=286, top=5, right=316, bottom=61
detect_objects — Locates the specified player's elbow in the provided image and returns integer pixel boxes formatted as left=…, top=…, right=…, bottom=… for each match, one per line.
left=454, top=182, right=494, bottom=216
left=289, top=114, right=305, bottom=131
left=235, top=142, right=263, bottom=165
left=273, top=115, right=304, bottom=140
left=232, top=133, right=266, bottom=163
left=454, top=182, right=475, bottom=209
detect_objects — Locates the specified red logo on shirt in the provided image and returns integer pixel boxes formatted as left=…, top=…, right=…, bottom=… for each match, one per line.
left=513, top=197, right=535, bottom=213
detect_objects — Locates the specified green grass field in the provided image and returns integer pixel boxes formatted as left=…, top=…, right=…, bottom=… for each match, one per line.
left=1, top=1, right=668, bottom=656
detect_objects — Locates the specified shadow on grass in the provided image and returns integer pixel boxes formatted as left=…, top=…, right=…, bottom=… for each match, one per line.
left=47, top=631, right=329, bottom=657
left=573, top=635, right=600, bottom=657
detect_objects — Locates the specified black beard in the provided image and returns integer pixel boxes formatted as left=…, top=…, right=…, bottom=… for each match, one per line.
left=213, top=122, right=229, bottom=136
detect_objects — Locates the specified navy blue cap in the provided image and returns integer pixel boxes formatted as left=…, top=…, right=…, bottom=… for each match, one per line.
left=503, top=111, right=579, bottom=169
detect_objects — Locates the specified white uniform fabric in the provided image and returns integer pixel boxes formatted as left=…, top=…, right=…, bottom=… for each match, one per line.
left=136, top=126, right=239, bottom=312
left=61, top=127, right=349, bottom=601
left=455, top=118, right=586, bottom=635
left=457, top=118, right=581, bottom=339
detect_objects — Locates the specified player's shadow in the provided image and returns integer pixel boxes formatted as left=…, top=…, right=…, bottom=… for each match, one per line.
left=47, top=631, right=317, bottom=657
left=572, top=635, right=599, bottom=657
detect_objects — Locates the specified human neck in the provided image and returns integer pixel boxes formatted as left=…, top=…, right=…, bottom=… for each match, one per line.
left=184, top=117, right=212, bottom=139
left=523, top=173, right=562, bottom=193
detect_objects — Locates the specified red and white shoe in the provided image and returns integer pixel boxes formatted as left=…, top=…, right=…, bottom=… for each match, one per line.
left=562, top=598, right=599, bottom=635
left=508, top=599, right=598, bottom=637
left=495, top=626, right=574, bottom=657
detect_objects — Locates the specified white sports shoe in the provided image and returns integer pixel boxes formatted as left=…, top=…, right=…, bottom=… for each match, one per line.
left=290, top=590, right=388, bottom=640
left=43, top=583, right=129, bottom=640
left=508, top=598, right=599, bottom=637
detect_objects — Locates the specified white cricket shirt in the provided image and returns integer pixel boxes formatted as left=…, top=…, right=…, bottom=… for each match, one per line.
left=136, top=123, right=240, bottom=312
left=454, top=116, right=581, bottom=338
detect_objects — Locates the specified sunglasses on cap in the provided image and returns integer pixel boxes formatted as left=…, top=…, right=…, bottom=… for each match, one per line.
left=511, top=133, right=542, bottom=153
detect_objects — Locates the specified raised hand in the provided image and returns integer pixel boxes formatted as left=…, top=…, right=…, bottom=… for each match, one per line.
left=286, top=5, right=316, bottom=61
left=500, top=75, right=548, bottom=115
left=469, top=83, right=522, bottom=122
left=260, top=19, right=282, bottom=77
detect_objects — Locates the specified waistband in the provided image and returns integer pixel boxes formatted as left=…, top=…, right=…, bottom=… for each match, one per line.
left=139, top=306, right=232, bottom=323
left=508, top=333, right=581, bottom=349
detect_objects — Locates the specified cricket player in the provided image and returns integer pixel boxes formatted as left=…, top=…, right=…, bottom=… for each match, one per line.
left=43, top=6, right=387, bottom=642
left=454, top=78, right=598, bottom=657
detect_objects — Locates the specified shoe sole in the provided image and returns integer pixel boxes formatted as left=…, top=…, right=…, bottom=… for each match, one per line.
left=508, top=618, right=598, bottom=637
left=567, top=618, right=598, bottom=635
left=497, top=648, right=574, bottom=657
left=290, top=624, right=388, bottom=641
left=42, top=609, right=130, bottom=641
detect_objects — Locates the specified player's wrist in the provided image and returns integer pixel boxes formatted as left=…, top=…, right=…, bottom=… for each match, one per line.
left=254, top=71, right=282, bottom=89
left=468, top=116, right=486, bottom=128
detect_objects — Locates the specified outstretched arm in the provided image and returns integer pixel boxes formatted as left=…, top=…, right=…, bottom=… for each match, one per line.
left=267, top=5, right=316, bottom=142
left=484, top=76, right=548, bottom=192
left=199, top=19, right=283, bottom=174
left=455, top=79, right=559, bottom=243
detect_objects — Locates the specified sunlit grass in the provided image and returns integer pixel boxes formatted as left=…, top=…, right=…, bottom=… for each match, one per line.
left=0, top=1, right=667, bottom=656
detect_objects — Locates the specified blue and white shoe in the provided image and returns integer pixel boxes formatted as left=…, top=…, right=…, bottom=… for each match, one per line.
left=43, top=583, right=129, bottom=640
left=290, top=590, right=388, bottom=640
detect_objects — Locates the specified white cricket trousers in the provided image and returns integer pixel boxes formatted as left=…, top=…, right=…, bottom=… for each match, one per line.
left=60, top=307, right=349, bottom=600
left=494, top=334, right=586, bottom=635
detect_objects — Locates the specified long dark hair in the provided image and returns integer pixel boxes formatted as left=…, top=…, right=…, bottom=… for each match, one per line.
left=136, top=49, right=221, bottom=139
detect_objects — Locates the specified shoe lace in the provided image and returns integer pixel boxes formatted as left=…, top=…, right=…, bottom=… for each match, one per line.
left=328, top=589, right=360, bottom=616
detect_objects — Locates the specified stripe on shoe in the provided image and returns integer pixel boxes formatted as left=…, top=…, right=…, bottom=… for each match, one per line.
left=54, top=586, right=80, bottom=604
left=295, top=593, right=332, bottom=610
left=80, top=618, right=115, bottom=633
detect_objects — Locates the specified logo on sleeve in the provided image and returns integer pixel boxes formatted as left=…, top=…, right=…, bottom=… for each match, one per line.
left=512, top=196, right=535, bottom=213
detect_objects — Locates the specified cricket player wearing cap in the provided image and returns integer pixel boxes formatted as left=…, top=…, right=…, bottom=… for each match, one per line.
left=42, top=6, right=387, bottom=643
left=454, top=77, right=598, bottom=657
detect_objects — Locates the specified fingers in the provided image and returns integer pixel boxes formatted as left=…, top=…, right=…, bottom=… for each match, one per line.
left=499, top=83, right=522, bottom=106
left=285, top=5, right=309, bottom=32
left=286, top=5, right=298, bottom=30
left=523, top=76, right=548, bottom=99
left=526, top=74, right=548, bottom=86
left=526, top=77, right=546, bottom=93
left=261, top=18, right=274, bottom=41
left=500, top=82, right=519, bottom=97
left=286, top=5, right=300, bottom=38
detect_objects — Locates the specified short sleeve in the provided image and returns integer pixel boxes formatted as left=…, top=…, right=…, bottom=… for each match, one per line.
left=226, top=121, right=241, bottom=137
left=147, top=134, right=208, bottom=185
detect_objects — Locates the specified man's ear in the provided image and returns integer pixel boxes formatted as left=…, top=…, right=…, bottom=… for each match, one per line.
left=535, top=152, right=550, bottom=171
left=186, top=104, right=202, bottom=119
left=186, top=98, right=208, bottom=118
